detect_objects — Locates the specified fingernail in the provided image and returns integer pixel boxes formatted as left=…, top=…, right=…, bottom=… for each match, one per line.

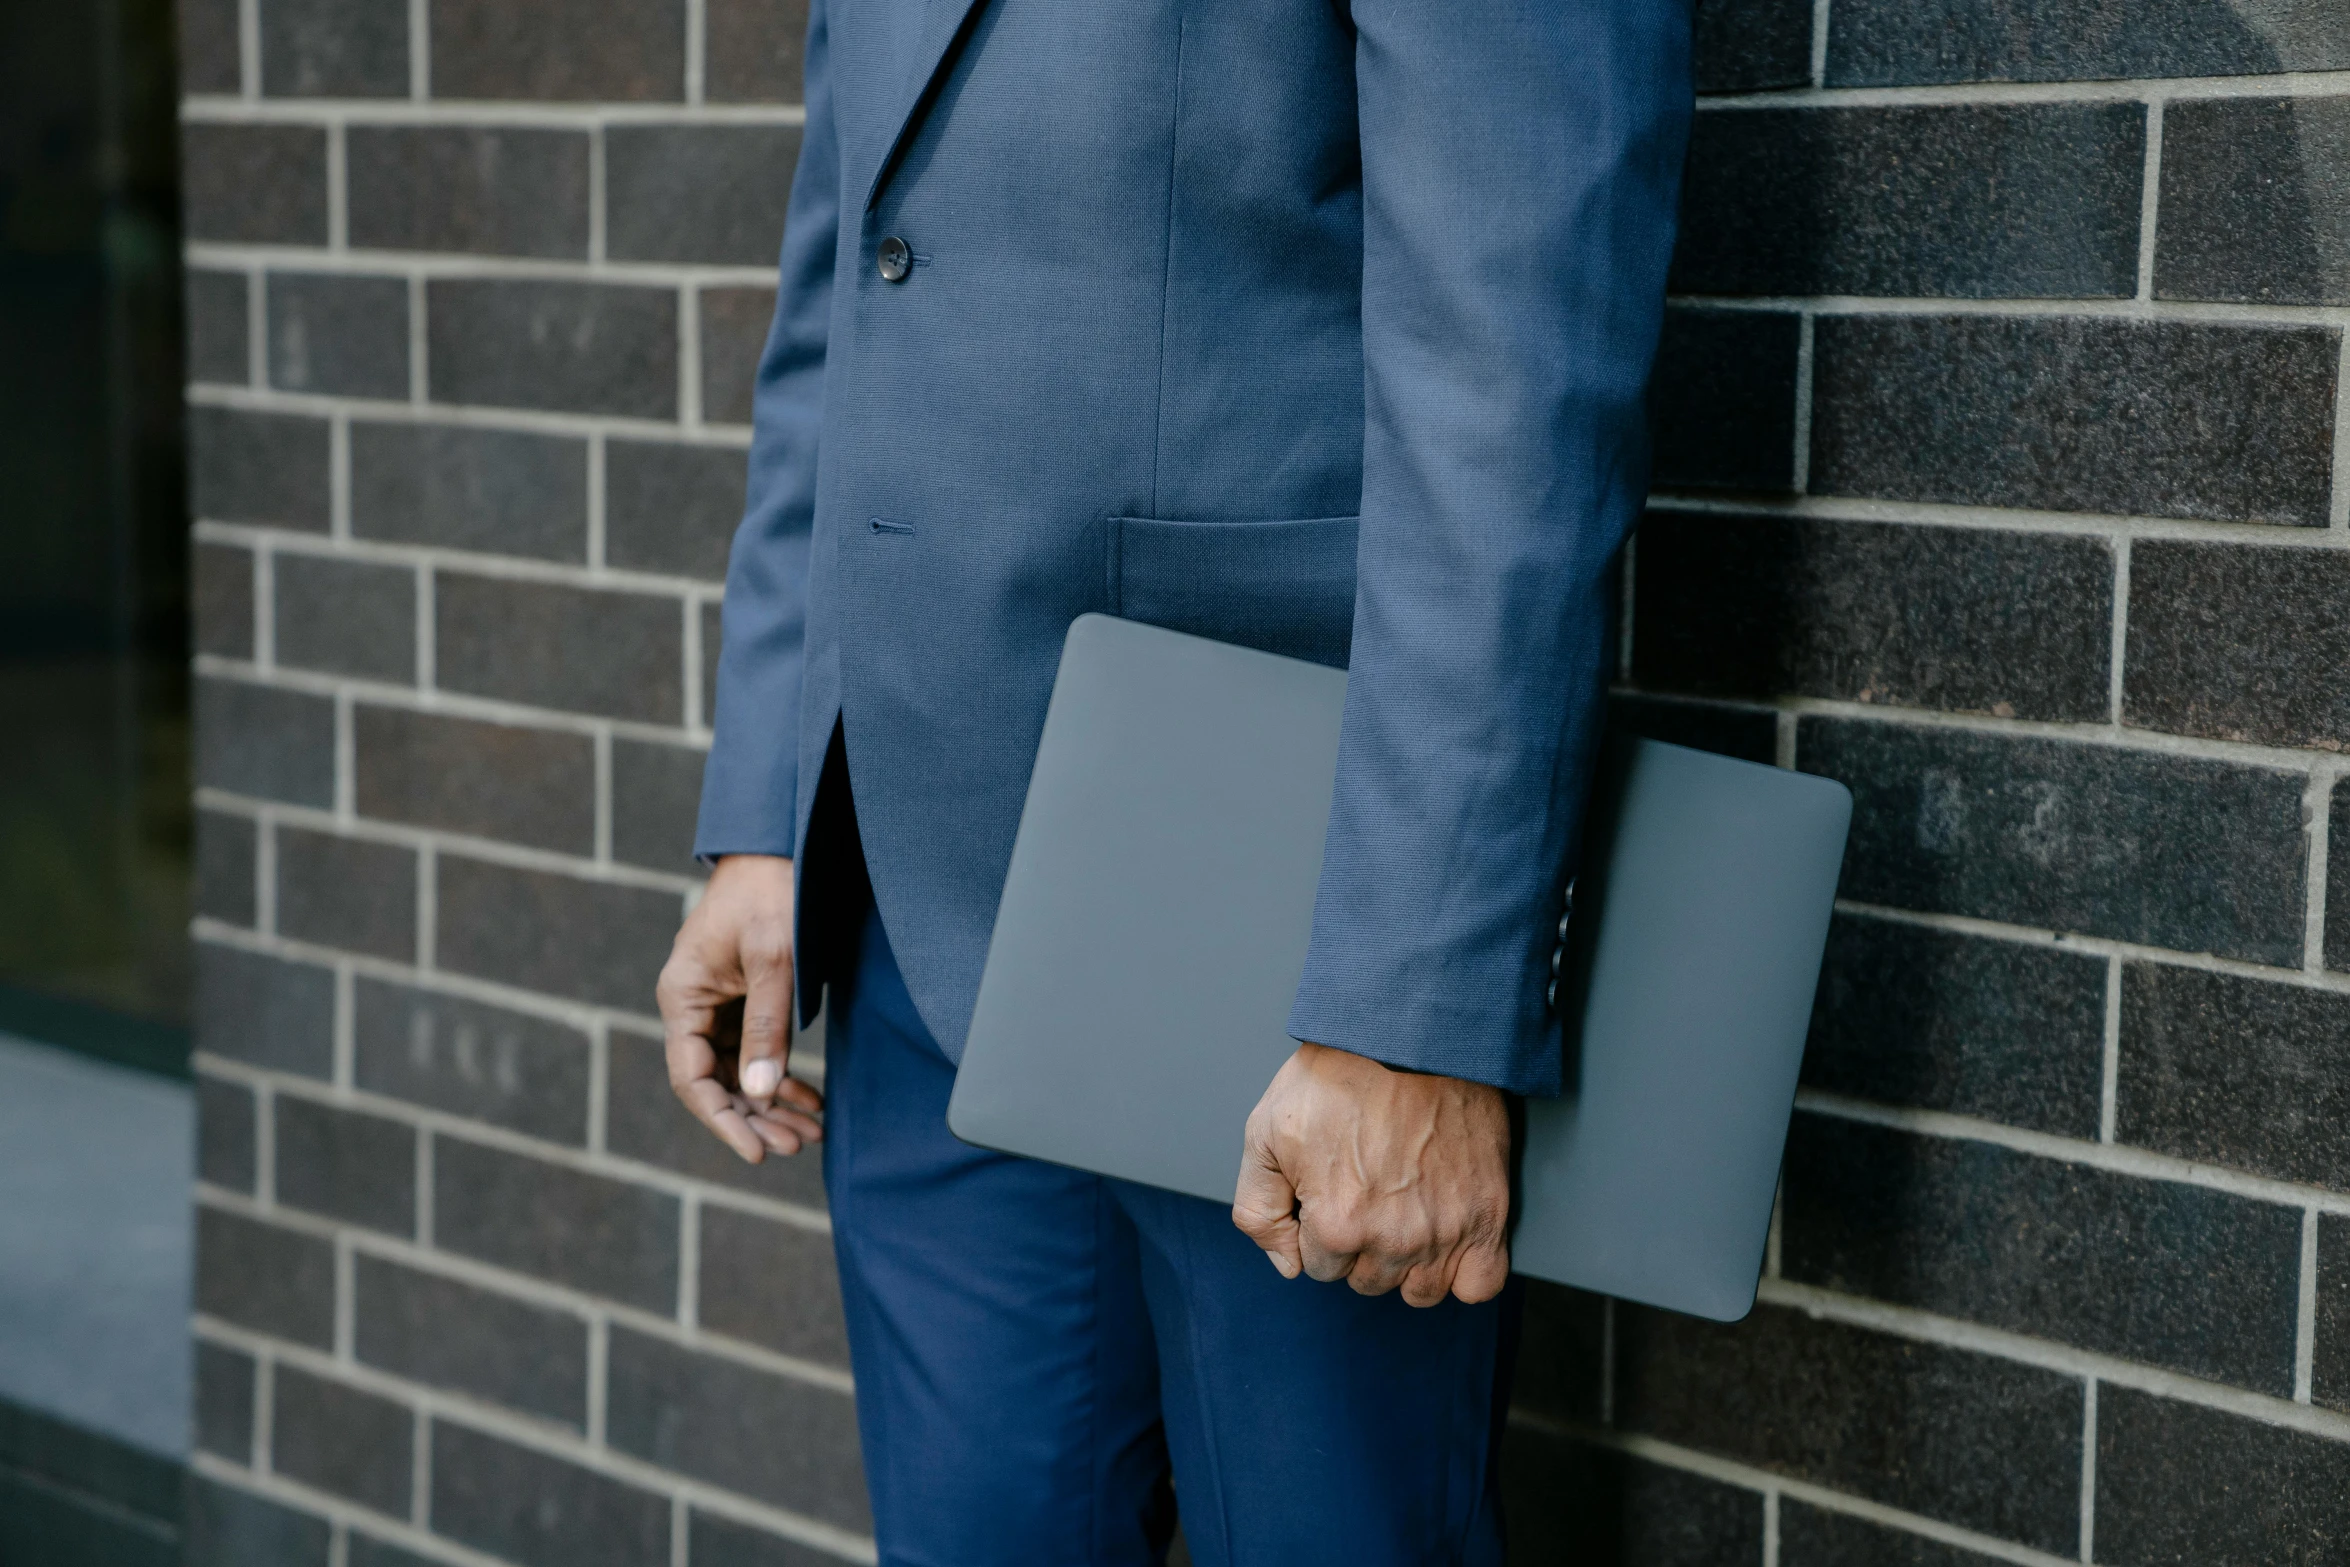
left=1273, top=1255, right=1298, bottom=1279
left=741, top=1059, right=781, bottom=1098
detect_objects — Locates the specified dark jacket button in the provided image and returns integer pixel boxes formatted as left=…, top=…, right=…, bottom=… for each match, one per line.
left=878, top=236, right=912, bottom=282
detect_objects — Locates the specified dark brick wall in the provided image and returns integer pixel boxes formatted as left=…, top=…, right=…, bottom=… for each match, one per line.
left=180, top=2, right=2350, bottom=1564
left=1612, top=12, right=2350, bottom=1562
left=180, top=4, right=844, bottom=1562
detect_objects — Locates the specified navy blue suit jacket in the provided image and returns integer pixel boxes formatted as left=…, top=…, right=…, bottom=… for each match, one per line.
left=696, top=0, right=1693, bottom=1096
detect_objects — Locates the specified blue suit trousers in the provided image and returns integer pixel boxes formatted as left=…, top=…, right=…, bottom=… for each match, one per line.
left=822, top=908, right=1520, bottom=1565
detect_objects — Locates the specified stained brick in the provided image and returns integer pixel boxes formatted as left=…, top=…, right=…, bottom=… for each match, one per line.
left=2118, top=963, right=2350, bottom=1192
left=1825, top=0, right=2350, bottom=87
left=2094, top=1387, right=2350, bottom=1565
left=271, top=1366, right=414, bottom=1516
left=189, top=406, right=330, bottom=530
left=2125, top=540, right=2350, bottom=750
left=347, top=128, right=592, bottom=260
left=275, top=1095, right=418, bottom=1237
left=436, top=856, right=679, bottom=1011
left=1674, top=105, right=2144, bottom=299
left=1648, top=307, right=1799, bottom=493
left=606, top=1327, right=868, bottom=1529
left=194, top=542, right=255, bottom=659
left=1615, top=1304, right=2081, bottom=1552
left=354, top=705, right=596, bottom=854
left=433, top=1137, right=680, bottom=1311
left=196, top=808, right=259, bottom=927
left=266, top=273, right=410, bottom=399
left=2157, top=97, right=2350, bottom=307
left=1633, top=514, right=2111, bottom=721
left=696, top=1206, right=850, bottom=1367
left=1779, top=1501, right=2008, bottom=1566
left=605, top=125, right=800, bottom=266
left=178, top=0, right=241, bottom=94
left=605, top=440, right=743, bottom=580
left=356, top=1256, right=588, bottom=1427
left=184, top=1476, right=330, bottom=1567
left=1810, top=316, right=2341, bottom=528
left=707, top=0, right=808, bottom=102
left=611, top=739, right=707, bottom=873
left=436, top=574, right=683, bottom=724
left=1801, top=718, right=2308, bottom=965
left=699, top=286, right=774, bottom=427
left=196, top=678, right=337, bottom=806
left=194, top=1207, right=335, bottom=1347
left=1500, top=1428, right=1763, bottom=1566
left=186, top=270, right=250, bottom=386
left=180, top=124, right=327, bottom=245
left=261, top=0, right=410, bottom=96
left=427, top=280, right=679, bottom=420
left=605, top=1026, right=827, bottom=1206
left=350, top=422, right=587, bottom=561
left=430, top=0, right=685, bottom=101
left=2318, top=1216, right=2350, bottom=1415
left=275, top=826, right=418, bottom=962
left=194, top=941, right=336, bottom=1078
left=1802, top=914, right=2106, bottom=1137
left=273, top=555, right=417, bottom=685
left=354, top=978, right=591, bottom=1144
left=1782, top=1114, right=2302, bottom=1393
left=689, top=1512, right=845, bottom=1567
left=1693, top=0, right=1812, bottom=94
left=194, top=1341, right=256, bottom=1462
left=196, top=1073, right=257, bottom=1192
left=429, top=1422, right=672, bottom=1567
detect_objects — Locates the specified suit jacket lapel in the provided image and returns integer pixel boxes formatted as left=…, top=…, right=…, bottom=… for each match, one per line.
left=861, top=0, right=993, bottom=213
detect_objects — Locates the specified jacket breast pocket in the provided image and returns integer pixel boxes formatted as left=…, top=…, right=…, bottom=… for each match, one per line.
left=1106, top=514, right=1360, bottom=669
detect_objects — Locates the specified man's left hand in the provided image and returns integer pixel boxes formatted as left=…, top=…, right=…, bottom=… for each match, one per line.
left=1231, top=1042, right=1511, bottom=1307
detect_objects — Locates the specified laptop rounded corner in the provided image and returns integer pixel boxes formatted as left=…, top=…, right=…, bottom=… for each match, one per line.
left=1695, top=1280, right=1762, bottom=1325
left=1065, top=611, right=1118, bottom=648
left=942, top=1084, right=985, bottom=1147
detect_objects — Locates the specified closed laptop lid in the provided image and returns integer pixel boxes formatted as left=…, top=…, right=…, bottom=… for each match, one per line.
left=949, top=614, right=1850, bottom=1321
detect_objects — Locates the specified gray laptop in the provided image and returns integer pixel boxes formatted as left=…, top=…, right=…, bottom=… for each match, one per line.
left=948, top=614, right=1851, bottom=1321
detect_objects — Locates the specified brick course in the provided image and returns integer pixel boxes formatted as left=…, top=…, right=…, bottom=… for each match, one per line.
left=181, top=0, right=2350, bottom=1558
left=353, top=1256, right=591, bottom=1427
left=346, top=128, right=594, bottom=260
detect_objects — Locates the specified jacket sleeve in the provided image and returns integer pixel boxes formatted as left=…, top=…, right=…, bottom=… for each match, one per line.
left=1284, top=0, right=1693, bottom=1094
left=692, top=0, right=840, bottom=862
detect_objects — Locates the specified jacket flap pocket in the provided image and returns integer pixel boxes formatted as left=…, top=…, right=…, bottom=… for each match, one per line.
left=1108, top=514, right=1359, bottom=668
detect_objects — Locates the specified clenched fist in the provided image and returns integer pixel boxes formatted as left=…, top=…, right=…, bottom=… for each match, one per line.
left=1231, top=1042, right=1511, bottom=1307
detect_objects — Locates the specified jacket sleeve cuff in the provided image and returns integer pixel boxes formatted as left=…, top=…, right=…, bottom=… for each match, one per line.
left=1287, top=946, right=1564, bottom=1097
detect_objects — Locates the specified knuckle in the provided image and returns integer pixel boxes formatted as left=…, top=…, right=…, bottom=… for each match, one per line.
left=1308, top=1216, right=1363, bottom=1259
left=1366, top=1220, right=1429, bottom=1264
left=742, top=925, right=793, bottom=968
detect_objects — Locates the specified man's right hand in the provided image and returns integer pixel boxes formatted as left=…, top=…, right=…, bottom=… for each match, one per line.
left=656, top=854, right=824, bottom=1163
